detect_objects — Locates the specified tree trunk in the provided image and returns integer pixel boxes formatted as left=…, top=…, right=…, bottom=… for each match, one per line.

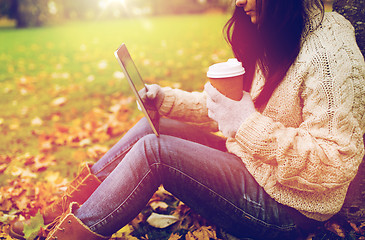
left=332, top=0, right=365, bottom=58
left=15, top=0, right=49, bottom=28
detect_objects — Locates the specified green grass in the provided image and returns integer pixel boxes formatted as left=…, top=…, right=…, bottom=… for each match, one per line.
left=0, top=14, right=233, bottom=183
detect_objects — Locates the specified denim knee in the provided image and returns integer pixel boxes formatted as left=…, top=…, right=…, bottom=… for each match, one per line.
left=137, top=134, right=163, bottom=166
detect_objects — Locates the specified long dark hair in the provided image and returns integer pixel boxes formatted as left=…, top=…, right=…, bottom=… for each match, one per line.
left=224, top=0, right=324, bottom=108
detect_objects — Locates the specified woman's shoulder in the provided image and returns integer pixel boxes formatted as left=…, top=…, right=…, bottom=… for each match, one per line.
left=293, top=11, right=364, bottom=89
left=306, top=11, right=355, bottom=46
left=300, top=11, right=361, bottom=64
left=323, top=11, right=354, bottom=30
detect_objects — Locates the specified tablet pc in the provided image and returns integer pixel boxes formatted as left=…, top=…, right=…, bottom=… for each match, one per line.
left=114, top=43, right=160, bottom=136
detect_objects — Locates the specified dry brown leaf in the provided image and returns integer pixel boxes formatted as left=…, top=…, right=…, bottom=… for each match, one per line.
left=350, top=222, right=360, bottom=233
left=14, top=194, right=29, bottom=211
left=168, top=233, right=182, bottom=240
left=185, top=232, right=196, bottom=240
left=87, top=145, right=109, bottom=159
left=190, top=226, right=217, bottom=240
left=0, top=197, right=13, bottom=212
left=326, top=222, right=345, bottom=238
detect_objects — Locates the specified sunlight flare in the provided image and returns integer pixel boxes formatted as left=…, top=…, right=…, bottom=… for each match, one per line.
left=98, top=0, right=127, bottom=9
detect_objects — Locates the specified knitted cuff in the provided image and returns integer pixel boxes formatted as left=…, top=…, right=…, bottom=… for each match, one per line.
left=235, top=112, right=278, bottom=154
left=158, top=87, right=175, bottom=116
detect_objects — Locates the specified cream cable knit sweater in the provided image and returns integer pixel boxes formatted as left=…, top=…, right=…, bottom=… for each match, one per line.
left=157, top=11, right=365, bottom=221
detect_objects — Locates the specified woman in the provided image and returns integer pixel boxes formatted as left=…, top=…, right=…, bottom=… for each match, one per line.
left=10, top=0, right=365, bottom=239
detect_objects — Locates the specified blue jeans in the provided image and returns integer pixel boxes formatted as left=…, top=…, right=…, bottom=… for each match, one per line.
left=74, top=118, right=319, bottom=240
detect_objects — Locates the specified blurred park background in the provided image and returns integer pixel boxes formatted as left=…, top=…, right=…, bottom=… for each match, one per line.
left=0, top=0, right=335, bottom=167
left=0, top=0, right=238, bottom=175
left=0, top=0, right=241, bottom=185
left=1, top=0, right=235, bottom=28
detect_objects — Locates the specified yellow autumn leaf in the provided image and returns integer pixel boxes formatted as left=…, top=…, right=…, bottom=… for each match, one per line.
left=168, top=233, right=181, bottom=240
left=190, top=226, right=217, bottom=240
left=185, top=232, right=196, bottom=240
left=111, top=225, right=138, bottom=239
left=23, top=211, right=45, bottom=240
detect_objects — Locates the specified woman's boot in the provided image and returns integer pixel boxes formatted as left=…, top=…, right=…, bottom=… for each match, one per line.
left=46, top=202, right=110, bottom=240
left=10, top=163, right=101, bottom=239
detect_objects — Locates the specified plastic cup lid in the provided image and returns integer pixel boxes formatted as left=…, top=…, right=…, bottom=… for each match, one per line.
left=207, top=58, right=245, bottom=78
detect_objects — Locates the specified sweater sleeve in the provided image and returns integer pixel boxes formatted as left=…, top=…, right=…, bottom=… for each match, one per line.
left=234, top=48, right=365, bottom=193
left=158, top=87, right=218, bottom=130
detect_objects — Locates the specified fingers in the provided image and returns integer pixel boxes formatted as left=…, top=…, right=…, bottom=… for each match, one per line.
left=138, top=87, right=148, bottom=101
left=205, top=82, right=221, bottom=120
left=140, top=84, right=159, bottom=100
left=206, top=91, right=217, bottom=121
left=146, top=90, right=157, bottom=99
left=207, top=104, right=215, bottom=120
left=204, top=82, right=231, bottom=103
left=204, top=82, right=219, bottom=99
left=204, top=82, right=212, bottom=92
left=241, top=91, right=252, bottom=101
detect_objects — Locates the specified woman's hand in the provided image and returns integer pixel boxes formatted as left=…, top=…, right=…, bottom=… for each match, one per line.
left=204, top=82, right=256, bottom=138
left=138, top=84, right=165, bottom=109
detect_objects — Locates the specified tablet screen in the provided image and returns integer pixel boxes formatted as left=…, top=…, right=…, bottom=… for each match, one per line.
left=114, top=44, right=160, bottom=136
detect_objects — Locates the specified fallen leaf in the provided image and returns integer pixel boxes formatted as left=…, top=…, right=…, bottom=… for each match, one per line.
left=0, top=196, right=13, bottom=211
left=111, top=225, right=138, bottom=239
left=51, top=97, right=67, bottom=107
left=146, top=212, right=179, bottom=229
left=7, top=166, right=24, bottom=177
left=0, top=209, right=18, bottom=224
left=23, top=211, right=45, bottom=240
left=87, top=145, right=109, bottom=159
left=31, top=117, right=43, bottom=126
left=0, top=163, right=7, bottom=174
left=150, top=201, right=169, bottom=212
left=168, top=233, right=181, bottom=240
left=31, top=154, right=54, bottom=172
left=79, top=138, right=92, bottom=147
left=326, top=222, right=345, bottom=238
left=190, top=226, right=217, bottom=240
left=185, top=232, right=196, bottom=240
left=15, top=194, right=29, bottom=211
left=0, top=231, right=15, bottom=240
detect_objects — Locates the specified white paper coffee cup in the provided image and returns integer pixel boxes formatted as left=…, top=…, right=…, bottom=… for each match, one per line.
left=207, top=58, right=245, bottom=101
